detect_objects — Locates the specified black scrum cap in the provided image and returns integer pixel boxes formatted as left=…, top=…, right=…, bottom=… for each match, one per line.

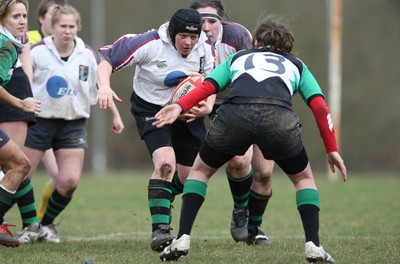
left=168, top=8, right=202, bottom=45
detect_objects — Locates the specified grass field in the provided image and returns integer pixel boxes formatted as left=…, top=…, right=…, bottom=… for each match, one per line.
left=0, top=170, right=399, bottom=264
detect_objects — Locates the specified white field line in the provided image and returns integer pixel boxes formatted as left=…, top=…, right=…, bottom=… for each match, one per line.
left=65, top=232, right=399, bottom=242
left=66, top=231, right=231, bottom=241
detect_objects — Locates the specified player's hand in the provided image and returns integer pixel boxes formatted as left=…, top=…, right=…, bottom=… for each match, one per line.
left=96, top=87, right=122, bottom=109
left=111, top=115, right=125, bottom=134
left=183, top=100, right=211, bottom=123
left=21, top=97, right=41, bottom=115
left=327, top=151, right=347, bottom=182
left=153, top=104, right=183, bottom=127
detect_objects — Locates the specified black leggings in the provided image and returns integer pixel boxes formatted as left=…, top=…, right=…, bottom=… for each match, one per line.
left=275, top=147, right=309, bottom=175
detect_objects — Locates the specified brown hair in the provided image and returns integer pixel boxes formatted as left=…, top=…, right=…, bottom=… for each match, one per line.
left=51, top=4, right=81, bottom=31
left=253, top=16, right=295, bottom=55
left=189, top=0, right=229, bottom=20
left=37, top=0, right=68, bottom=25
left=0, top=0, right=28, bottom=22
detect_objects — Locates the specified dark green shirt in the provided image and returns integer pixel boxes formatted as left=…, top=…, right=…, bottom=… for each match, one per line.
left=0, top=34, right=18, bottom=86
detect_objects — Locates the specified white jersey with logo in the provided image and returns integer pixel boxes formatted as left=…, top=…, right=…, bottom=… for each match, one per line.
left=30, top=36, right=98, bottom=120
left=99, top=22, right=214, bottom=106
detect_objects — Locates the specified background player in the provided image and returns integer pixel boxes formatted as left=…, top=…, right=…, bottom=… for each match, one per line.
left=189, top=0, right=274, bottom=244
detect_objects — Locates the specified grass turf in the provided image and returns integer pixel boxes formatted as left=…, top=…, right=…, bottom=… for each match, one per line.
left=1, top=171, right=399, bottom=263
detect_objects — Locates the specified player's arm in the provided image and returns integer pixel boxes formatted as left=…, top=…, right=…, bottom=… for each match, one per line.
left=308, top=95, right=337, bottom=153
left=0, top=85, right=41, bottom=115
left=153, top=80, right=217, bottom=127
left=298, top=61, right=337, bottom=152
left=96, top=34, right=151, bottom=109
left=309, top=95, right=347, bottom=181
left=108, top=100, right=125, bottom=134
left=177, top=80, right=217, bottom=112
left=20, top=45, right=33, bottom=84
left=154, top=56, right=231, bottom=126
left=96, top=60, right=122, bottom=109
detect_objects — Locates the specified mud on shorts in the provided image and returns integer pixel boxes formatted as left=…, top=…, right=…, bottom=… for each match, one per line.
left=25, top=117, right=88, bottom=151
left=200, top=103, right=308, bottom=173
left=131, top=92, right=206, bottom=166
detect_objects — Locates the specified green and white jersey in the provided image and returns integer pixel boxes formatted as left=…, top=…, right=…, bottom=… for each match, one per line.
left=0, top=34, right=18, bottom=86
left=206, top=48, right=324, bottom=107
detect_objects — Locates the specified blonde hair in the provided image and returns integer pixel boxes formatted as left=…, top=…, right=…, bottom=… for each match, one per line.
left=51, top=4, right=81, bottom=31
left=0, top=0, right=28, bottom=23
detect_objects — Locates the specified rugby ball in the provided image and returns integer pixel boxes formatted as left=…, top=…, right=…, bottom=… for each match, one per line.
left=170, top=73, right=204, bottom=104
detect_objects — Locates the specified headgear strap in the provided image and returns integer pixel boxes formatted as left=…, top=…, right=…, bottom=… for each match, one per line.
left=199, top=12, right=222, bottom=21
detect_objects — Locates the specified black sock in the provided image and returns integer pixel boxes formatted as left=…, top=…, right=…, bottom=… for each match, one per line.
left=227, top=168, right=253, bottom=209
left=177, top=179, right=207, bottom=238
left=248, top=190, right=272, bottom=230
left=14, top=178, right=39, bottom=227
left=41, top=189, right=71, bottom=226
left=298, top=204, right=320, bottom=246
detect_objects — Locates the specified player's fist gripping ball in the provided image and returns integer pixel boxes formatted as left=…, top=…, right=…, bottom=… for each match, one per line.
left=169, top=73, right=204, bottom=120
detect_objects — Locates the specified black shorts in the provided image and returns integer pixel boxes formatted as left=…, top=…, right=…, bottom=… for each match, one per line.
left=208, top=103, right=220, bottom=121
left=0, top=68, right=36, bottom=126
left=0, top=129, right=10, bottom=148
left=25, top=117, right=88, bottom=151
left=130, top=92, right=206, bottom=166
left=200, top=103, right=308, bottom=173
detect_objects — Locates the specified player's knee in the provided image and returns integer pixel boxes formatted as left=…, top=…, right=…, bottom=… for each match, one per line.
left=159, top=162, right=174, bottom=180
left=258, top=173, right=272, bottom=188
left=254, top=169, right=272, bottom=181
left=228, top=155, right=250, bottom=173
left=6, top=156, right=31, bottom=183
left=18, top=155, right=31, bottom=176
left=60, top=178, right=79, bottom=197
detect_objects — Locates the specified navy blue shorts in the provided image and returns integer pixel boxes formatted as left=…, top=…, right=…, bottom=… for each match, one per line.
left=0, top=68, right=36, bottom=126
left=25, top=118, right=88, bottom=151
left=130, top=92, right=206, bottom=166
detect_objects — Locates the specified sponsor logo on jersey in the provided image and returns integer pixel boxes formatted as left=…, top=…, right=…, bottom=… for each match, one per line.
left=46, top=76, right=78, bottom=98
left=38, top=65, right=50, bottom=72
left=79, top=65, right=89, bottom=81
left=156, top=60, right=167, bottom=69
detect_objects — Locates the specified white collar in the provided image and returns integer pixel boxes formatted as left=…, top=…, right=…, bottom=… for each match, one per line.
left=0, top=26, right=24, bottom=51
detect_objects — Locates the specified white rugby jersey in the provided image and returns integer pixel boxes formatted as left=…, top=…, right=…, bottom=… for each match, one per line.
left=214, top=21, right=252, bottom=65
left=30, top=36, right=98, bottom=120
left=99, top=22, right=214, bottom=106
